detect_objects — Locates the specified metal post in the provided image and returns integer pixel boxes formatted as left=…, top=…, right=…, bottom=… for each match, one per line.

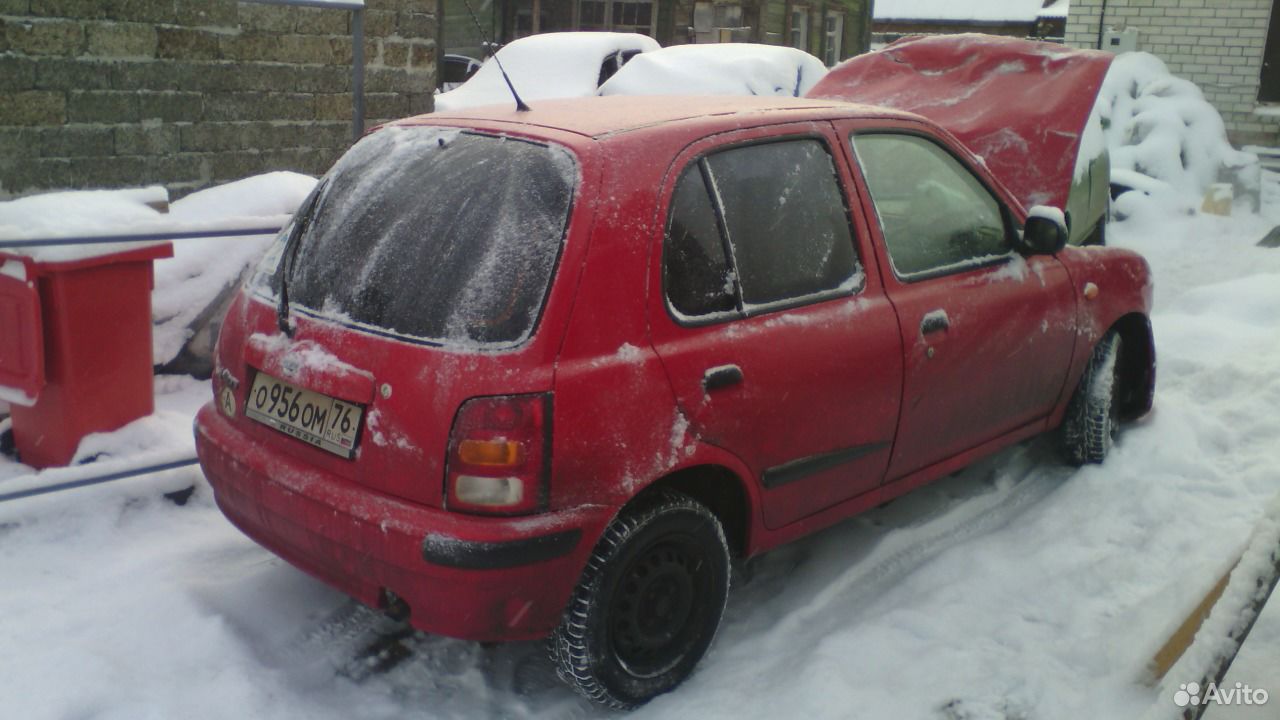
left=352, top=7, right=366, bottom=140
left=238, top=0, right=367, bottom=143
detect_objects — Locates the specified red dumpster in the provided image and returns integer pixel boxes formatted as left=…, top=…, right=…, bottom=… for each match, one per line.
left=0, top=243, right=173, bottom=468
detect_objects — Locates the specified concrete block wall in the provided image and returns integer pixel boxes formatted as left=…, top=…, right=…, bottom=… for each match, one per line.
left=0, top=0, right=437, bottom=199
left=1065, top=0, right=1280, bottom=148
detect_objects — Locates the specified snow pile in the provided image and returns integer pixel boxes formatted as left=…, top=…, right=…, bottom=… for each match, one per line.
left=0, top=375, right=210, bottom=488
left=1099, top=52, right=1257, bottom=222
left=1149, top=491, right=1280, bottom=720
left=0, top=173, right=316, bottom=368
left=598, top=44, right=828, bottom=98
left=434, top=32, right=661, bottom=112
left=0, top=186, right=172, bottom=262
left=153, top=172, right=316, bottom=366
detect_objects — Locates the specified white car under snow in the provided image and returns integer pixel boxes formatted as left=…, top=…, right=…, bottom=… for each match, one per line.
left=433, top=32, right=660, bottom=112
left=598, top=43, right=829, bottom=98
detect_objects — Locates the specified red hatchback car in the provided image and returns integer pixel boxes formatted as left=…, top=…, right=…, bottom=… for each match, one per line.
left=196, top=90, right=1155, bottom=707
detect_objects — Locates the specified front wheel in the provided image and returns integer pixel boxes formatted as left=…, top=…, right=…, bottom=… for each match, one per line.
left=1060, top=332, right=1123, bottom=465
left=550, top=490, right=730, bottom=709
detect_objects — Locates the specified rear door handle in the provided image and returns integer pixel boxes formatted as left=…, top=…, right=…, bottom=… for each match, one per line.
left=920, top=311, right=950, bottom=335
left=703, top=365, right=743, bottom=392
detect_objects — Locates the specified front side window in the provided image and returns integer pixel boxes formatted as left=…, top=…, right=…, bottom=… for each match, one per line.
left=663, top=137, right=860, bottom=320
left=851, top=133, right=1009, bottom=279
left=263, top=126, right=576, bottom=346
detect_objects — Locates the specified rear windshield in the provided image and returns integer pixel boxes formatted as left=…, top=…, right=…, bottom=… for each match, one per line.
left=262, top=126, right=577, bottom=347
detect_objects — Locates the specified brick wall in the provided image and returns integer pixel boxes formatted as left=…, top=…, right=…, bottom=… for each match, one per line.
left=0, top=0, right=437, bottom=200
left=1065, top=0, right=1280, bottom=148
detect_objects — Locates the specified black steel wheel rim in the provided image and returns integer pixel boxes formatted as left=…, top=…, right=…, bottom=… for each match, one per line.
left=609, top=535, right=708, bottom=679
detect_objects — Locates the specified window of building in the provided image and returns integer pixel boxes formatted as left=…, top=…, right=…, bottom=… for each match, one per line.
left=790, top=6, right=809, bottom=51
left=823, top=11, right=843, bottom=66
left=578, top=0, right=655, bottom=35
left=1260, top=0, right=1280, bottom=102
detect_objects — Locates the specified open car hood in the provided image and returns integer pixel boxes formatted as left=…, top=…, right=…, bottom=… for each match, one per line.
left=808, top=34, right=1113, bottom=212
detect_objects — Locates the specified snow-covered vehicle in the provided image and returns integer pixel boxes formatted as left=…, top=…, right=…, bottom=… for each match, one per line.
left=196, top=78, right=1156, bottom=707
left=597, top=43, right=828, bottom=97
left=808, top=33, right=1113, bottom=247
left=433, top=32, right=659, bottom=112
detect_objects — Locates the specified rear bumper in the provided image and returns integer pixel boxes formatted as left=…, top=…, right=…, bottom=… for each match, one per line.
left=194, top=403, right=613, bottom=642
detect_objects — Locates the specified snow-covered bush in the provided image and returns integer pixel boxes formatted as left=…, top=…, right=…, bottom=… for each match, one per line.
left=1098, top=52, right=1257, bottom=220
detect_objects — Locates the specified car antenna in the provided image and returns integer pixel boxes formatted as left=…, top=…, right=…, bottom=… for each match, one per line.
left=460, top=0, right=530, bottom=112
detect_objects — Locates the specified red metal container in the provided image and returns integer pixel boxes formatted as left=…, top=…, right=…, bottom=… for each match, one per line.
left=0, top=243, right=172, bottom=468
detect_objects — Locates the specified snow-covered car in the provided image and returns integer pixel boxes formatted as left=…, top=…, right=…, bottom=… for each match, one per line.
left=809, top=33, right=1113, bottom=247
left=196, top=71, right=1156, bottom=708
left=433, top=32, right=659, bottom=112
left=597, top=43, right=828, bottom=97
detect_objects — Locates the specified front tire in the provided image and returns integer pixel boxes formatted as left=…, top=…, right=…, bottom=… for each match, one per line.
left=1060, top=332, right=1123, bottom=465
left=550, top=490, right=730, bottom=709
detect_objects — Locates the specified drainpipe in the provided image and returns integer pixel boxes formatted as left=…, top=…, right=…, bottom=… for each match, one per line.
left=1095, top=0, right=1108, bottom=49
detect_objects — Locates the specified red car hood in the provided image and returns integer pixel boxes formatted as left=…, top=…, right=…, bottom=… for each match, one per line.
left=809, top=34, right=1113, bottom=212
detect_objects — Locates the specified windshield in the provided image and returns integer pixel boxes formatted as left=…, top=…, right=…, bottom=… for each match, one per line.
left=259, top=126, right=577, bottom=347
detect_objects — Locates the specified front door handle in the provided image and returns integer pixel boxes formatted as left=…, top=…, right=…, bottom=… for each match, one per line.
left=703, top=364, right=743, bottom=392
left=920, top=311, right=950, bottom=335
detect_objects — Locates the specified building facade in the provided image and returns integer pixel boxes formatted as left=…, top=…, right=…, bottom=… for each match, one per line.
left=441, top=0, right=872, bottom=68
left=871, top=0, right=1068, bottom=47
left=1064, top=0, right=1280, bottom=148
left=0, top=0, right=437, bottom=199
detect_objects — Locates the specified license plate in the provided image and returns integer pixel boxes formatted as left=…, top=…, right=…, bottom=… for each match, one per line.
left=245, top=370, right=363, bottom=458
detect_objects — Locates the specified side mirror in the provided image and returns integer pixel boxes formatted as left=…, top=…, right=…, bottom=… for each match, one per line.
left=1022, top=206, right=1069, bottom=255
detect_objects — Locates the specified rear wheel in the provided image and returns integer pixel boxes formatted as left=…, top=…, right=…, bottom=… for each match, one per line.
left=1060, top=332, right=1123, bottom=465
left=550, top=490, right=730, bottom=709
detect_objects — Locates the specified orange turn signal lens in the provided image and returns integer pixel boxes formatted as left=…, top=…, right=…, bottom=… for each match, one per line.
left=457, top=439, right=524, bottom=467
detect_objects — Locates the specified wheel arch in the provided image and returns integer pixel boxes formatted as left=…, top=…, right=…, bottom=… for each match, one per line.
left=1110, top=312, right=1156, bottom=419
left=636, top=464, right=753, bottom=558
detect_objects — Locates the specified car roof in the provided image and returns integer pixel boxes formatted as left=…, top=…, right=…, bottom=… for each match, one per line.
left=395, top=95, right=924, bottom=139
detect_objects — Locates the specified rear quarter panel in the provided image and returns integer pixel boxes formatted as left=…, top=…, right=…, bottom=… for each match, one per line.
left=550, top=130, right=693, bottom=510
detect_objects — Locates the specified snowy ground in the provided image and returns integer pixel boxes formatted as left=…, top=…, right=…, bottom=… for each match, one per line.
left=1, top=199, right=1278, bottom=719
left=4, top=53, right=1280, bottom=711
left=1205, top=595, right=1280, bottom=719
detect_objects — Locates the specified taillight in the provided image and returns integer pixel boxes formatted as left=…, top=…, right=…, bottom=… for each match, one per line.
left=445, top=393, right=551, bottom=515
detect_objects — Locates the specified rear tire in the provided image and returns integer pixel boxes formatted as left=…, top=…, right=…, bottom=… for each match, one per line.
left=1060, top=332, right=1123, bottom=465
left=550, top=490, right=730, bottom=709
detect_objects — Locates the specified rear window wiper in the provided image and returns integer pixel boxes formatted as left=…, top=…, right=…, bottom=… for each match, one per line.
left=277, top=180, right=327, bottom=337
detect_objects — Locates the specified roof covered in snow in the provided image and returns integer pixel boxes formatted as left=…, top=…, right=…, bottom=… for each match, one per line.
left=1039, top=0, right=1070, bottom=19
left=874, top=0, right=1050, bottom=23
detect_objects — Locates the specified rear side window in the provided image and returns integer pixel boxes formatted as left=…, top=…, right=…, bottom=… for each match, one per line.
left=706, top=141, right=859, bottom=307
left=663, top=137, right=860, bottom=321
left=271, top=126, right=576, bottom=347
left=664, top=166, right=737, bottom=317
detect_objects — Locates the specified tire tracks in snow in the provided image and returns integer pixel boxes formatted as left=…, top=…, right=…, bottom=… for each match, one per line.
left=715, top=440, right=1072, bottom=668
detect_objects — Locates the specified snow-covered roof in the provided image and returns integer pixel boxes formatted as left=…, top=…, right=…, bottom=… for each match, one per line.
left=874, top=0, right=1047, bottom=23
left=1039, top=0, right=1069, bottom=20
